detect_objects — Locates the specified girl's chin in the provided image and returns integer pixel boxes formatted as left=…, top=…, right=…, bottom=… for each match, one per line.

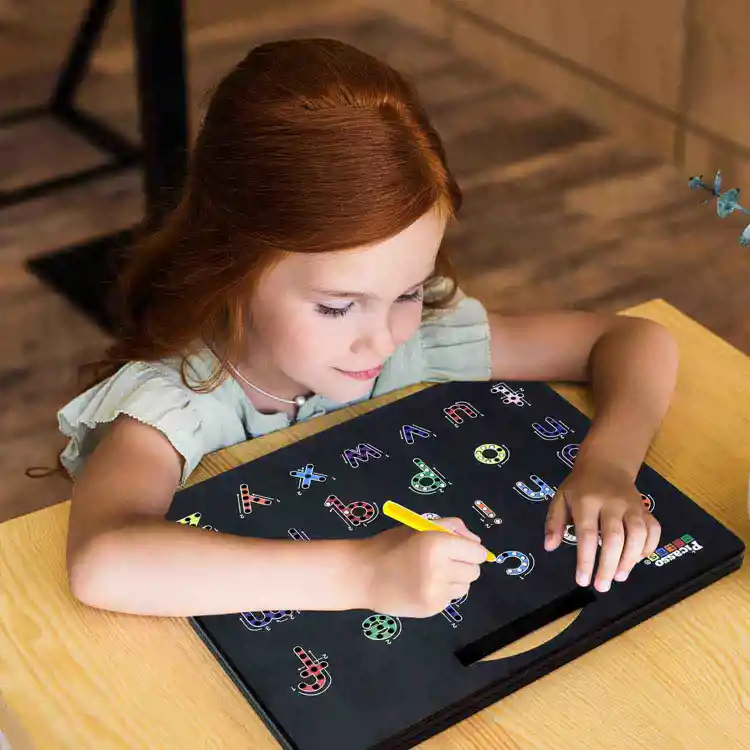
left=311, top=376, right=375, bottom=405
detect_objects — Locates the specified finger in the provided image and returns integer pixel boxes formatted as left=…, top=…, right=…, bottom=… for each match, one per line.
left=545, top=491, right=570, bottom=551
left=428, top=529, right=488, bottom=566
left=446, top=581, right=471, bottom=603
left=641, top=514, right=662, bottom=558
left=445, top=534, right=491, bottom=565
left=448, top=559, right=482, bottom=585
left=594, top=514, right=626, bottom=592
left=432, top=517, right=482, bottom=542
left=573, top=513, right=601, bottom=588
left=614, top=514, right=648, bottom=582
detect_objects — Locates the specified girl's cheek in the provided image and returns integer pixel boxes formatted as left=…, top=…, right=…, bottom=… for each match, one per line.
left=285, top=310, right=333, bottom=349
left=392, top=305, right=423, bottom=346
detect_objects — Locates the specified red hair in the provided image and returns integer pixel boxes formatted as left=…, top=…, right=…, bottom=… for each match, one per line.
left=86, top=38, right=463, bottom=397
left=27, top=38, right=464, bottom=481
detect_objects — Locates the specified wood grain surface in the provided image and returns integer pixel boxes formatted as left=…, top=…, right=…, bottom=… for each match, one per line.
left=1, top=298, right=748, bottom=749
left=0, top=691, right=34, bottom=750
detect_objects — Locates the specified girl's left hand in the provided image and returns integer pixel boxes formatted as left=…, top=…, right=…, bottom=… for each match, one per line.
left=544, top=460, right=662, bottom=592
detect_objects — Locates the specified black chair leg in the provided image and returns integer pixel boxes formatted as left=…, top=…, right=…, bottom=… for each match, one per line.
left=24, top=0, right=190, bottom=335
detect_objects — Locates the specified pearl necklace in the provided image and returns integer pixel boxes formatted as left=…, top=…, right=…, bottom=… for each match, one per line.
left=228, top=363, right=308, bottom=408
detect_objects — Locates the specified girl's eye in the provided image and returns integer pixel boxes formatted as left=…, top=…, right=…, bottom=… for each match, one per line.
left=398, top=289, right=423, bottom=303
left=315, top=289, right=422, bottom=319
left=316, top=303, right=353, bottom=318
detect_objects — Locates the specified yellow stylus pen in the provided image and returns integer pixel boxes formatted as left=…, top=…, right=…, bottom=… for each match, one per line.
left=382, top=500, right=496, bottom=563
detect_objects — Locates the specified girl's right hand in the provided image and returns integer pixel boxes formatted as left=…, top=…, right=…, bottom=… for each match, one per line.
left=360, top=518, right=490, bottom=618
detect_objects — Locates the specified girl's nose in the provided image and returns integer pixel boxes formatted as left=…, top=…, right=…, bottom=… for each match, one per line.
left=353, top=322, right=396, bottom=361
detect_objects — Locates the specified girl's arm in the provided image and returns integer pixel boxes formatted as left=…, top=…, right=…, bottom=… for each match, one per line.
left=67, top=416, right=373, bottom=616
left=486, top=310, right=679, bottom=473
left=487, top=309, right=679, bottom=590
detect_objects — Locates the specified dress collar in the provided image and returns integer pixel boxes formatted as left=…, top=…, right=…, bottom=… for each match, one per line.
left=184, top=345, right=376, bottom=433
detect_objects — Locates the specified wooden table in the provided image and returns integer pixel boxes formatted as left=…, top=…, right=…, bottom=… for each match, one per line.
left=1, top=299, right=748, bottom=749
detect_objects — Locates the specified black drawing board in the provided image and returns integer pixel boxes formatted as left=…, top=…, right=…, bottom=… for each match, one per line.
left=165, top=380, right=745, bottom=750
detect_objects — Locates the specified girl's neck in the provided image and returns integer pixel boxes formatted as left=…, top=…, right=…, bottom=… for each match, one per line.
left=237, top=375, right=294, bottom=415
left=210, top=343, right=311, bottom=417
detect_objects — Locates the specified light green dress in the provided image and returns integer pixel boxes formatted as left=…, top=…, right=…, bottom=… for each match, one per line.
left=58, top=292, right=492, bottom=486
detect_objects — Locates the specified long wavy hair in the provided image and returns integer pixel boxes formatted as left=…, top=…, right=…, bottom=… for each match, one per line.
left=32, top=38, right=464, bottom=479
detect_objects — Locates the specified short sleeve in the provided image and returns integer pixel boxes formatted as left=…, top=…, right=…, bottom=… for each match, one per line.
left=419, top=292, right=492, bottom=382
left=372, top=289, right=492, bottom=396
left=57, top=360, right=246, bottom=486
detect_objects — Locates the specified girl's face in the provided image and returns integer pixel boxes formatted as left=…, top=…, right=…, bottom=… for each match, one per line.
left=244, top=207, right=447, bottom=405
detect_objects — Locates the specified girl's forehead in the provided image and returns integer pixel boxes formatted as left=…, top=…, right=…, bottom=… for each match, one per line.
left=277, top=209, right=446, bottom=290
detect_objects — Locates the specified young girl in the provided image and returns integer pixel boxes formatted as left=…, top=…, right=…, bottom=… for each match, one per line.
left=58, top=38, right=678, bottom=620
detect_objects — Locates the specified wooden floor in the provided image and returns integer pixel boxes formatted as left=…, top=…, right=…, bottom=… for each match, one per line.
left=2, top=1, right=749, bottom=524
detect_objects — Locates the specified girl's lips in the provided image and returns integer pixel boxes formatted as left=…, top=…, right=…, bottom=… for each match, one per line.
left=336, top=365, right=383, bottom=380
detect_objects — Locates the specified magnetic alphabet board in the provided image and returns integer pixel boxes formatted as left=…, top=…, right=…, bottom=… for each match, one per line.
left=165, top=380, right=745, bottom=750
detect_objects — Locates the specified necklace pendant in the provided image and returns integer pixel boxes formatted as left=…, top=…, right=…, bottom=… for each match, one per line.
left=229, top=363, right=309, bottom=408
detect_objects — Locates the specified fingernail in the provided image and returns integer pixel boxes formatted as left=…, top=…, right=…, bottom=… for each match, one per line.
left=577, top=573, right=590, bottom=586
left=599, top=581, right=611, bottom=592
left=614, top=570, right=628, bottom=582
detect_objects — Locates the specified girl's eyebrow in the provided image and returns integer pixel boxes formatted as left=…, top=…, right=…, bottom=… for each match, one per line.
left=309, top=270, right=434, bottom=300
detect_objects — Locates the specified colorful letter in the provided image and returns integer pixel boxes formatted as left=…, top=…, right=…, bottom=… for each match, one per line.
left=532, top=417, right=573, bottom=441
left=240, top=610, right=297, bottom=632
left=399, top=424, right=436, bottom=444
left=292, top=646, right=332, bottom=696
left=513, top=474, right=557, bottom=502
left=324, top=495, right=379, bottom=530
left=472, top=499, right=502, bottom=527
left=237, top=484, right=278, bottom=518
left=409, top=458, right=450, bottom=494
left=362, top=614, right=402, bottom=644
left=474, top=443, right=510, bottom=466
left=176, top=512, right=203, bottom=527
left=341, top=442, right=387, bottom=468
left=495, top=550, right=535, bottom=577
left=289, top=463, right=329, bottom=494
left=441, top=593, right=468, bottom=628
left=443, top=401, right=483, bottom=427
left=490, top=382, right=530, bottom=406
left=558, top=443, right=579, bottom=468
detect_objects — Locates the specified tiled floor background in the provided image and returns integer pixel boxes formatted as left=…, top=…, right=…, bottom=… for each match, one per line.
left=2, top=0, right=748, bottom=523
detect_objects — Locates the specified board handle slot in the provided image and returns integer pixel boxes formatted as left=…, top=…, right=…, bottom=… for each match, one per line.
left=455, top=587, right=597, bottom=666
